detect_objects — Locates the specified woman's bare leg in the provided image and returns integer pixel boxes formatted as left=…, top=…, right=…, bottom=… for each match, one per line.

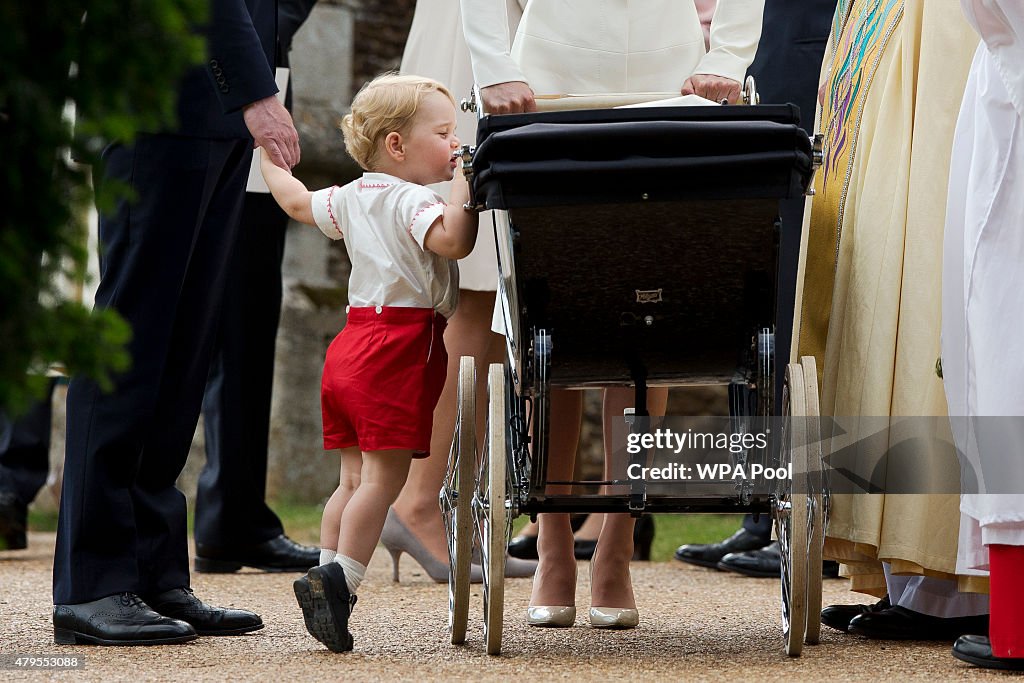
left=530, top=388, right=583, bottom=607
left=590, top=387, right=668, bottom=608
left=390, top=290, right=504, bottom=564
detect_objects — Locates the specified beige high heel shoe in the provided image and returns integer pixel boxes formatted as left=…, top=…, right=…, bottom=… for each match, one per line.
left=589, top=552, right=639, bottom=629
left=526, top=556, right=577, bottom=627
left=526, top=605, right=577, bottom=627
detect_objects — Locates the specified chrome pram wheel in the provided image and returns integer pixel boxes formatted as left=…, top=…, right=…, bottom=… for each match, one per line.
left=774, top=363, right=809, bottom=656
left=441, top=356, right=475, bottom=644
left=475, top=363, right=509, bottom=655
left=801, top=356, right=824, bottom=646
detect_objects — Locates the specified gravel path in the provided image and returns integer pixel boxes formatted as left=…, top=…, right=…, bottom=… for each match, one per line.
left=0, top=533, right=1000, bottom=681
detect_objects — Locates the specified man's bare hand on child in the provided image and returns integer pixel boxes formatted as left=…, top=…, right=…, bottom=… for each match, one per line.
left=481, top=81, right=537, bottom=114
left=245, top=96, right=301, bottom=170
left=681, top=74, right=741, bottom=104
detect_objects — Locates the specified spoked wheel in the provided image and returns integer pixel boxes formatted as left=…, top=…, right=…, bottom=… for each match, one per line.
left=801, top=356, right=824, bottom=646
left=774, top=363, right=808, bottom=656
left=475, top=362, right=509, bottom=655
left=441, top=357, right=475, bottom=644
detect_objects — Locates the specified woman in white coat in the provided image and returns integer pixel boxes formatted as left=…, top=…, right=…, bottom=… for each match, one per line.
left=461, top=0, right=764, bottom=628
left=943, top=0, right=1024, bottom=670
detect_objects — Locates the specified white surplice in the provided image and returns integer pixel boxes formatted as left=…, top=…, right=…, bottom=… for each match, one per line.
left=942, top=0, right=1024, bottom=573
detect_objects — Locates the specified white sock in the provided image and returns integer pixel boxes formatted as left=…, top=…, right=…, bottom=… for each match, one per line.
left=333, top=554, right=366, bottom=594
left=319, top=548, right=337, bottom=566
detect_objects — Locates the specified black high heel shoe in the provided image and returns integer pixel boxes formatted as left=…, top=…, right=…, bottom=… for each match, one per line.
left=509, top=514, right=591, bottom=560
left=573, top=515, right=656, bottom=561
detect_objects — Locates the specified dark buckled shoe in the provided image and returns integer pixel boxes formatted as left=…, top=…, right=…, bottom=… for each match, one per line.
left=145, top=587, right=263, bottom=636
left=0, top=490, right=28, bottom=551
left=294, top=563, right=356, bottom=653
left=674, top=528, right=768, bottom=569
left=821, top=595, right=890, bottom=632
left=849, top=606, right=989, bottom=640
left=953, top=635, right=1024, bottom=670
left=53, top=593, right=197, bottom=645
left=508, top=534, right=539, bottom=560
left=718, top=540, right=781, bottom=577
left=195, top=534, right=319, bottom=573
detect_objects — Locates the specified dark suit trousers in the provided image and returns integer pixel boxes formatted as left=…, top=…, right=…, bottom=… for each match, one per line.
left=0, top=380, right=56, bottom=505
left=196, top=191, right=288, bottom=547
left=54, top=134, right=251, bottom=604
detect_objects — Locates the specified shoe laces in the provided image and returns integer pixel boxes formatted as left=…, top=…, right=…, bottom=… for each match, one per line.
left=119, top=593, right=145, bottom=609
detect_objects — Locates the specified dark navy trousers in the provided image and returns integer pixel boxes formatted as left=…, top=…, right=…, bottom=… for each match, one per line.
left=54, top=134, right=251, bottom=604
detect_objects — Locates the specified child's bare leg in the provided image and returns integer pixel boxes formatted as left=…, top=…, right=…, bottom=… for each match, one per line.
left=336, top=450, right=414, bottom=567
left=319, top=448, right=362, bottom=562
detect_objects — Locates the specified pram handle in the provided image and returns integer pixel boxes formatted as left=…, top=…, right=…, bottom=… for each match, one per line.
left=460, top=77, right=760, bottom=114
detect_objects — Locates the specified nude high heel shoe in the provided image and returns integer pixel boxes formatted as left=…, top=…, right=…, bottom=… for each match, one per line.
left=526, top=606, right=577, bottom=627
left=589, top=552, right=639, bottom=629
left=526, top=555, right=576, bottom=627
left=380, top=508, right=483, bottom=583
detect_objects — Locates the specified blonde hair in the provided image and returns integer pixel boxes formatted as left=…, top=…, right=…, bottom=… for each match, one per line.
left=340, top=72, right=456, bottom=170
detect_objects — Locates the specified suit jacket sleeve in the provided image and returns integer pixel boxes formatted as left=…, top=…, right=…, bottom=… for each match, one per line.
left=206, top=0, right=279, bottom=113
left=460, top=0, right=527, bottom=88
left=695, top=0, right=766, bottom=83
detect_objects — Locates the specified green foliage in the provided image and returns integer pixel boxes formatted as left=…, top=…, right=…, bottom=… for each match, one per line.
left=0, top=1, right=207, bottom=413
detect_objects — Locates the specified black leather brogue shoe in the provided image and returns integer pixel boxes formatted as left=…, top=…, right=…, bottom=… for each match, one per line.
left=717, top=540, right=782, bottom=577
left=194, top=534, right=319, bottom=573
left=145, top=588, right=263, bottom=636
left=53, top=593, right=197, bottom=645
left=952, top=635, right=1024, bottom=670
left=674, top=528, right=768, bottom=568
left=821, top=596, right=890, bottom=632
left=849, top=606, right=989, bottom=640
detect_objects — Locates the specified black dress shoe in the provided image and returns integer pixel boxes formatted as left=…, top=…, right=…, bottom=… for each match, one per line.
left=718, top=540, right=781, bottom=577
left=195, top=534, right=319, bottom=573
left=821, top=595, right=890, bottom=632
left=508, top=534, right=539, bottom=560
left=674, top=528, right=768, bottom=568
left=0, top=490, right=28, bottom=551
left=953, top=635, right=1024, bottom=670
left=145, top=588, right=263, bottom=636
left=53, top=593, right=197, bottom=645
left=293, top=564, right=356, bottom=653
left=849, top=606, right=989, bottom=640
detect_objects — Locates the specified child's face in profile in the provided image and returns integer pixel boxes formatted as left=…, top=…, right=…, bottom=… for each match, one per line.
left=399, top=91, right=461, bottom=185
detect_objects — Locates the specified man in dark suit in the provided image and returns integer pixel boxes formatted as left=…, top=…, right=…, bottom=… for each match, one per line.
left=675, top=0, right=837, bottom=576
left=193, top=0, right=320, bottom=575
left=53, top=0, right=300, bottom=645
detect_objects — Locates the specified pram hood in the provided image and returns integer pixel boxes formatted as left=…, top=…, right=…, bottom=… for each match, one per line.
left=472, top=104, right=814, bottom=210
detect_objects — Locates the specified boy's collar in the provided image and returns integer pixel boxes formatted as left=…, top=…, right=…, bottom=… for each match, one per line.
left=359, top=171, right=404, bottom=189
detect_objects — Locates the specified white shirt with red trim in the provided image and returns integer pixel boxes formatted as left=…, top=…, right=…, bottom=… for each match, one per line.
left=310, top=172, right=459, bottom=318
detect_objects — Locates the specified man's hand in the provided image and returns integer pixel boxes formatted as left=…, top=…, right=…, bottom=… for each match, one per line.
left=481, top=81, right=537, bottom=114
left=681, top=74, right=742, bottom=104
left=243, top=96, right=300, bottom=170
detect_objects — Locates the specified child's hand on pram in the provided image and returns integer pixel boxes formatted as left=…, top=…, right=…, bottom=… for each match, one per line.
left=681, top=74, right=741, bottom=104
left=481, top=81, right=537, bottom=114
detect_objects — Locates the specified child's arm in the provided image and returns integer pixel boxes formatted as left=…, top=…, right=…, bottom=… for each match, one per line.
left=259, top=148, right=315, bottom=226
left=423, top=172, right=478, bottom=260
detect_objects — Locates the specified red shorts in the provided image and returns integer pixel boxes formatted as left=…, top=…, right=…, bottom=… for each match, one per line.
left=321, top=306, right=447, bottom=456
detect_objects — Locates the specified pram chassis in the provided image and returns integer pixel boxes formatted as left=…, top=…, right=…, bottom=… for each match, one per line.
left=440, top=81, right=826, bottom=657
